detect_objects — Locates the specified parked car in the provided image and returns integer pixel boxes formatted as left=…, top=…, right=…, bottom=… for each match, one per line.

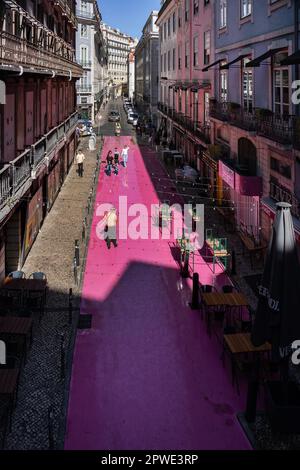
left=108, top=110, right=120, bottom=122
left=128, top=112, right=139, bottom=124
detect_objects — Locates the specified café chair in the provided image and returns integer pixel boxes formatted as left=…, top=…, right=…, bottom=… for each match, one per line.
left=8, top=271, right=25, bottom=279
left=29, top=272, right=47, bottom=281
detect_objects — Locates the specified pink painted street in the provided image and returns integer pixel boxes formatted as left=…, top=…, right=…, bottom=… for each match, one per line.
left=65, top=136, right=250, bottom=450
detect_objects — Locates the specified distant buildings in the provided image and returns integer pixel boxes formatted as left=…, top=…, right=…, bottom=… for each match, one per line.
left=135, top=11, right=160, bottom=123
left=76, top=1, right=108, bottom=122
left=101, top=24, right=137, bottom=98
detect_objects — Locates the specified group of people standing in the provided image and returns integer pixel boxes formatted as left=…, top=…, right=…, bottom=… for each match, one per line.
left=106, top=144, right=130, bottom=176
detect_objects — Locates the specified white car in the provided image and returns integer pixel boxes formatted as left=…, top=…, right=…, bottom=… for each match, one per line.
left=132, top=118, right=138, bottom=127
left=128, top=112, right=139, bottom=124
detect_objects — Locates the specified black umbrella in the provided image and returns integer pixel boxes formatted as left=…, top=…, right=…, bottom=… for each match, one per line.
left=245, top=203, right=300, bottom=423
left=251, top=202, right=300, bottom=362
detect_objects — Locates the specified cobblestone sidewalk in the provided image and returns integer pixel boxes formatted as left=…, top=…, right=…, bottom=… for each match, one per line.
left=4, top=135, right=102, bottom=450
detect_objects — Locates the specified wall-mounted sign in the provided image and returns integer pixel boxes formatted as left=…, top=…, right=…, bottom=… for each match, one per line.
left=219, top=161, right=235, bottom=189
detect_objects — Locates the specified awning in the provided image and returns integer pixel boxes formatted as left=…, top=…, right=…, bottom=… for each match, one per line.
left=281, top=50, right=300, bottom=65
left=220, top=54, right=248, bottom=70
left=202, top=59, right=225, bottom=72
left=246, top=48, right=283, bottom=67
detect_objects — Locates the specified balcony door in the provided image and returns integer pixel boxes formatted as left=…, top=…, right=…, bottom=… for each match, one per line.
left=273, top=51, right=290, bottom=117
left=238, top=137, right=257, bottom=176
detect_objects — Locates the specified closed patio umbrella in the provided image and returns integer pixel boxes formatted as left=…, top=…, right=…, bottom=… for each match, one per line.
left=251, top=202, right=300, bottom=362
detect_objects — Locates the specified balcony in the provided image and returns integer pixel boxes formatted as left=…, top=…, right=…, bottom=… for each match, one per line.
left=55, top=0, right=78, bottom=27
left=76, top=85, right=92, bottom=93
left=270, top=180, right=300, bottom=220
left=76, top=9, right=96, bottom=21
left=0, top=2, right=82, bottom=78
left=158, top=103, right=211, bottom=144
left=210, top=100, right=300, bottom=149
left=78, top=59, right=92, bottom=69
left=0, top=112, right=78, bottom=213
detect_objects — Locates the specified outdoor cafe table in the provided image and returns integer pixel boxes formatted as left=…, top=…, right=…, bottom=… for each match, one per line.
left=202, top=292, right=249, bottom=336
left=0, top=317, right=33, bottom=359
left=1, top=279, right=47, bottom=309
left=223, top=333, right=271, bottom=394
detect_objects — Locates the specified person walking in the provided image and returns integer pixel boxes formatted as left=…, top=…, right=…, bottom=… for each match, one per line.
left=106, top=150, right=113, bottom=175
left=105, top=207, right=118, bottom=249
left=121, top=144, right=129, bottom=167
left=76, top=149, right=85, bottom=177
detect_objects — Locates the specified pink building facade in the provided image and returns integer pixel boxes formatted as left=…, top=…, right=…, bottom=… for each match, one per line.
left=157, top=0, right=214, bottom=169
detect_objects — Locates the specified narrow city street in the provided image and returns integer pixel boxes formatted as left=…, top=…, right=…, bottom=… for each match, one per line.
left=64, top=127, right=251, bottom=450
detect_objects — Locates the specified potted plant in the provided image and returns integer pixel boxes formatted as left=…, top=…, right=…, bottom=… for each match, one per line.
left=254, top=107, right=273, bottom=119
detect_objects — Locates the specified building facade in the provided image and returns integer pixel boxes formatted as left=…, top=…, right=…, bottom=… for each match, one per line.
left=209, top=0, right=300, bottom=248
left=0, top=0, right=82, bottom=282
left=157, top=0, right=214, bottom=167
left=128, top=47, right=136, bottom=100
left=135, top=11, right=159, bottom=123
left=76, top=0, right=108, bottom=121
left=101, top=23, right=137, bottom=98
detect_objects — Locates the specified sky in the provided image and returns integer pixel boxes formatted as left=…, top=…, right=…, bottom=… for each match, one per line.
left=99, top=0, right=161, bottom=39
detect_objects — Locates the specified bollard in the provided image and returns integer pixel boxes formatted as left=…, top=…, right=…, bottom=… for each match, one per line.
left=73, top=256, right=78, bottom=286
left=60, top=332, right=65, bottom=380
left=48, top=406, right=55, bottom=450
left=68, top=288, right=73, bottom=325
left=190, top=272, right=200, bottom=309
left=245, top=380, right=259, bottom=423
left=181, top=249, right=190, bottom=278
left=75, top=240, right=80, bottom=266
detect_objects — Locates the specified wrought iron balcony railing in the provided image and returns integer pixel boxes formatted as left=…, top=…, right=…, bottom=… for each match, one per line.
left=76, top=85, right=92, bottom=93
left=77, top=59, right=92, bottom=68
left=76, top=9, right=96, bottom=20
left=0, top=112, right=78, bottom=212
left=210, top=100, right=300, bottom=149
left=0, top=1, right=82, bottom=78
left=270, top=180, right=300, bottom=220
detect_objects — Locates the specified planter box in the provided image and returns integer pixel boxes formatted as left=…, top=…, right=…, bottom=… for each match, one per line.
left=265, top=381, right=300, bottom=433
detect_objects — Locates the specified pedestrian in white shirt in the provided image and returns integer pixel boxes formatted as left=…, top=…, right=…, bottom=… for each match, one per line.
left=121, top=145, right=130, bottom=168
left=76, top=149, right=85, bottom=177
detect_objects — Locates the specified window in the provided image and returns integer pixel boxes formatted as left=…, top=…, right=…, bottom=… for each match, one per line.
left=241, top=0, right=252, bottom=18
left=242, top=57, right=253, bottom=112
left=164, top=53, right=167, bottom=73
left=270, top=157, right=291, bottom=179
left=185, top=0, right=189, bottom=22
left=193, top=36, right=199, bottom=67
left=273, top=52, right=290, bottom=116
left=168, top=18, right=171, bottom=36
left=80, top=46, right=88, bottom=65
left=178, top=44, right=181, bottom=69
left=179, top=89, right=182, bottom=113
left=81, top=24, right=88, bottom=37
left=203, top=31, right=210, bottom=65
left=193, top=93, right=199, bottom=123
left=220, top=68, right=228, bottom=102
left=163, top=22, right=167, bottom=40
left=220, top=0, right=227, bottom=28
left=204, top=92, right=210, bottom=124
left=185, top=41, right=190, bottom=68
left=194, top=0, right=199, bottom=15
left=168, top=50, right=171, bottom=71
left=178, top=6, right=182, bottom=28
left=173, top=12, right=176, bottom=33
left=160, top=26, right=163, bottom=43
left=185, top=89, right=189, bottom=116
left=173, top=48, right=176, bottom=70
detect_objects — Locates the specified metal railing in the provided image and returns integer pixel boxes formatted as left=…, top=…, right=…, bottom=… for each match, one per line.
left=76, top=85, right=92, bottom=93
left=76, top=9, right=96, bottom=20
left=77, top=60, right=92, bottom=68
left=210, top=100, right=300, bottom=149
left=270, top=181, right=300, bottom=220
left=0, top=112, right=78, bottom=211
left=56, top=0, right=78, bottom=26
